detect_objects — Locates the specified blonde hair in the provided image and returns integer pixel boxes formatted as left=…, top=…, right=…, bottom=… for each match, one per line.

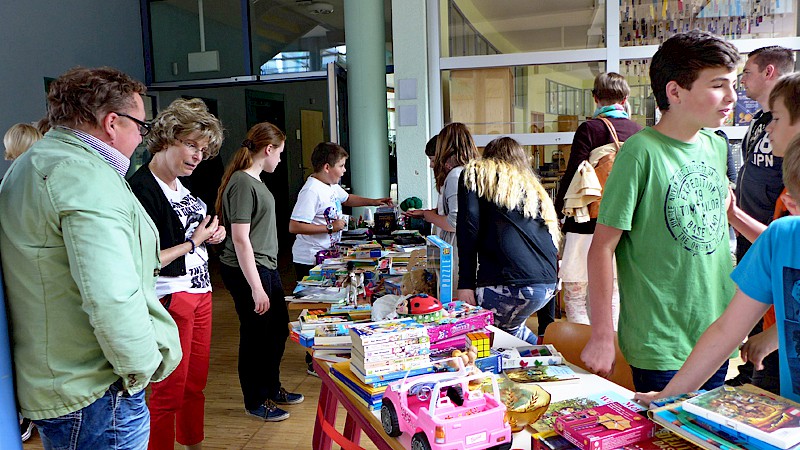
left=433, top=122, right=478, bottom=189
left=783, top=134, right=800, bottom=200
left=147, top=98, right=224, bottom=157
left=215, top=122, right=285, bottom=225
left=4, top=123, right=42, bottom=160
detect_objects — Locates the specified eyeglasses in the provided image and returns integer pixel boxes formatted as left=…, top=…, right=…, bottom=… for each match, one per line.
left=115, top=112, right=151, bottom=136
left=178, top=138, right=212, bottom=160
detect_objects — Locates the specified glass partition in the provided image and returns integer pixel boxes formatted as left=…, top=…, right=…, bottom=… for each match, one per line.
left=619, top=0, right=798, bottom=46
left=442, top=61, right=606, bottom=135
left=442, top=0, right=606, bottom=56
left=150, top=0, right=246, bottom=82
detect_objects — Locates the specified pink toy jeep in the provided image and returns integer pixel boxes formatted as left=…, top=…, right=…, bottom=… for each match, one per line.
left=380, top=362, right=512, bottom=450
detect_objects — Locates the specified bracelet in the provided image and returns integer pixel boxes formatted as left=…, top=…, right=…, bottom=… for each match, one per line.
left=186, top=238, right=196, bottom=254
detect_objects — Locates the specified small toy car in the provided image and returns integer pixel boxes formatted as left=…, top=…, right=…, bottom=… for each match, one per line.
left=381, top=359, right=512, bottom=450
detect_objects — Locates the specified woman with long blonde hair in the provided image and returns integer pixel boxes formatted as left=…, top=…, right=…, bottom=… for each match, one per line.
left=215, top=122, right=304, bottom=423
left=457, top=137, right=560, bottom=344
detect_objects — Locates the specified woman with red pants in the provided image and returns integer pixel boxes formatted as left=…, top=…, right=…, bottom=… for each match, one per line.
left=130, top=98, right=226, bottom=450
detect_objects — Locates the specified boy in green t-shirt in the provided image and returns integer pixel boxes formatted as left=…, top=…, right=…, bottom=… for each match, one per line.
left=580, top=30, right=740, bottom=393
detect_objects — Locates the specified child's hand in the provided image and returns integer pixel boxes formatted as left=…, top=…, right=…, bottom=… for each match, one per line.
left=373, top=197, right=394, bottom=207
left=332, top=219, right=347, bottom=232
left=457, top=289, right=476, bottom=306
left=741, top=326, right=778, bottom=370
left=633, top=391, right=662, bottom=408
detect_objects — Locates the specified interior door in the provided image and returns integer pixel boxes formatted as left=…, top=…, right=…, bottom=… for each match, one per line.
left=300, top=110, right=324, bottom=180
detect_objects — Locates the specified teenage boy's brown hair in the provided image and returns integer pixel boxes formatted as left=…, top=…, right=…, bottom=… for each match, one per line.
left=769, top=73, right=800, bottom=125
left=311, top=141, right=349, bottom=172
left=649, top=30, right=740, bottom=111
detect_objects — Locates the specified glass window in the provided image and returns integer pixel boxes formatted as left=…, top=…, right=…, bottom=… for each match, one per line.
left=149, top=0, right=246, bottom=82
left=619, top=0, right=798, bottom=47
left=442, top=61, right=606, bottom=135
left=442, top=0, right=606, bottom=56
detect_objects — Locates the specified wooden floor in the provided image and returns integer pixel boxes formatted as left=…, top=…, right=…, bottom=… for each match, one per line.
left=20, top=255, right=742, bottom=449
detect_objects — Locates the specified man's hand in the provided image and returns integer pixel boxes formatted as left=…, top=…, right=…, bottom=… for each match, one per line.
left=373, top=197, right=394, bottom=207
left=252, top=287, right=271, bottom=314
left=741, top=326, right=778, bottom=370
left=580, top=336, right=617, bottom=378
left=332, top=219, right=347, bottom=232
left=458, top=289, right=477, bottom=306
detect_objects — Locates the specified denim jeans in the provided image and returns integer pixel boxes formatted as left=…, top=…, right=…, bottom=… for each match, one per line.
left=34, top=381, right=149, bottom=450
left=477, top=283, right=557, bottom=345
left=630, top=361, right=729, bottom=393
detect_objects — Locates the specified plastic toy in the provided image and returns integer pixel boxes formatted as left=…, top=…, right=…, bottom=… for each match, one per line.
left=465, top=333, right=490, bottom=358
left=399, top=294, right=444, bottom=323
left=341, top=261, right=365, bottom=306
left=381, top=358, right=512, bottom=450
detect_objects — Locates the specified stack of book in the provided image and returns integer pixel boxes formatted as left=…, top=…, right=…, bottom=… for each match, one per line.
left=349, top=318, right=433, bottom=384
left=649, top=385, right=800, bottom=450
left=328, top=360, right=389, bottom=411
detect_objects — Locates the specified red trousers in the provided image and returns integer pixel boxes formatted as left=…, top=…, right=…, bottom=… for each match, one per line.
left=148, top=291, right=212, bottom=449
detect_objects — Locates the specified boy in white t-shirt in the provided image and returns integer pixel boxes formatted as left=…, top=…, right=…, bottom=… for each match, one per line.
left=289, top=142, right=391, bottom=375
left=290, top=141, right=392, bottom=278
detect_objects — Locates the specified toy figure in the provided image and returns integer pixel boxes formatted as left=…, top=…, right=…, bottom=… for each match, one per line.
left=341, top=261, right=365, bottom=306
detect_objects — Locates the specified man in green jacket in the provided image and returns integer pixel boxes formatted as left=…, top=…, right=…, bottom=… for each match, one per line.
left=0, top=67, right=181, bottom=449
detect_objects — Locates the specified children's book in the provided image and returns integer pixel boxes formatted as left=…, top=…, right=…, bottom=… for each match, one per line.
left=312, top=349, right=351, bottom=364
left=313, top=323, right=352, bottom=346
left=531, top=390, right=644, bottom=434
left=504, top=365, right=579, bottom=385
left=299, top=310, right=352, bottom=330
left=649, top=402, right=749, bottom=450
left=329, top=360, right=395, bottom=389
left=555, top=402, right=656, bottom=450
left=349, top=318, right=428, bottom=346
left=682, top=385, right=800, bottom=449
left=330, top=374, right=382, bottom=411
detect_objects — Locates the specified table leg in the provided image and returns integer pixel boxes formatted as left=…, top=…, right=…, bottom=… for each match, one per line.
left=343, top=414, right=362, bottom=446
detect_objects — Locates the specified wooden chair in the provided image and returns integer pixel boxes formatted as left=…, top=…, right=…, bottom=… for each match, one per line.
left=542, top=321, right=635, bottom=391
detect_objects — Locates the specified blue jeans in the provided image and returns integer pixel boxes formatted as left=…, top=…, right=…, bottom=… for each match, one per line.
left=477, top=283, right=556, bottom=345
left=630, top=361, right=729, bottom=393
left=34, top=381, right=149, bottom=450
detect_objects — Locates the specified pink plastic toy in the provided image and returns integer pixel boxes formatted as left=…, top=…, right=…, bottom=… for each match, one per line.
left=380, top=359, right=512, bottom=450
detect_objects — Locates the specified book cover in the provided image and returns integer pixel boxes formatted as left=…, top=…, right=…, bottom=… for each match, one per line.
left=555, top=402, right=656, bottom=450
left=312, top=349, right=351, bottom=364
left=349, top=318, right=427, bottom=346
left=351, top=342, right=430, bottom=361
left=350, top=352, right=431, bottom=376
left=505, top=365, right=579, bottom=384
left=299, top=311, right=352, bottom=330
left=531, top=390, right=644, bottom=434
left=313, top=323, right=352, bottom=346
left=329, top=374, right=382, bottom=411
left=682, top=385, right=800, bottom=449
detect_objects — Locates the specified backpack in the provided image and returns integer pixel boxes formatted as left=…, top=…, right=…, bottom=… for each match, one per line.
left=587, top=117, right=623, bottom=219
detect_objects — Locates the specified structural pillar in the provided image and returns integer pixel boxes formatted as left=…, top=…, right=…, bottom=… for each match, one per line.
left=344, top=0, right=390, bottom=208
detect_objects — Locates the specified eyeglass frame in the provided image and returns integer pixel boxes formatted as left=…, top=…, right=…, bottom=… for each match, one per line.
left=114, top=112, right=152, bottom=137
left=177, top=138, right=212, bottom=160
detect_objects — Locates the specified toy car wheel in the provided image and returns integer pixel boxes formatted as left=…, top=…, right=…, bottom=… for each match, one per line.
left=411, top=432, right=432, bottom=450
left=380, top=399, right=402, bottom=437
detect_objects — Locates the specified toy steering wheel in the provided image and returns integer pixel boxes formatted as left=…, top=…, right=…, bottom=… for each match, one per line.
left=416, top=385, right=433, bottom=402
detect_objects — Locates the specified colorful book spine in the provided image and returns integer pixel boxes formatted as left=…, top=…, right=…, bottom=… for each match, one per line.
left=350, top=355, right=431, bottom=376
left=349, top=318, right=427, bottom=346
left=349, top=362, right=434, bottom=384
left=353, top=343, right=430, bottom=361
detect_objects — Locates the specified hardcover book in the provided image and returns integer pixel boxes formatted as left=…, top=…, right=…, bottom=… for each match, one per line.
left=349, top=361, right=433, bottom=384
left=555, top=402, right=656, bottom=450
left=682, top=385, right=800, bottom=449
left=299, top=310, right=352, bottom=330
left=313, top=323, right=352, bottom=346
left=504, top=365, right=579, bottom=384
